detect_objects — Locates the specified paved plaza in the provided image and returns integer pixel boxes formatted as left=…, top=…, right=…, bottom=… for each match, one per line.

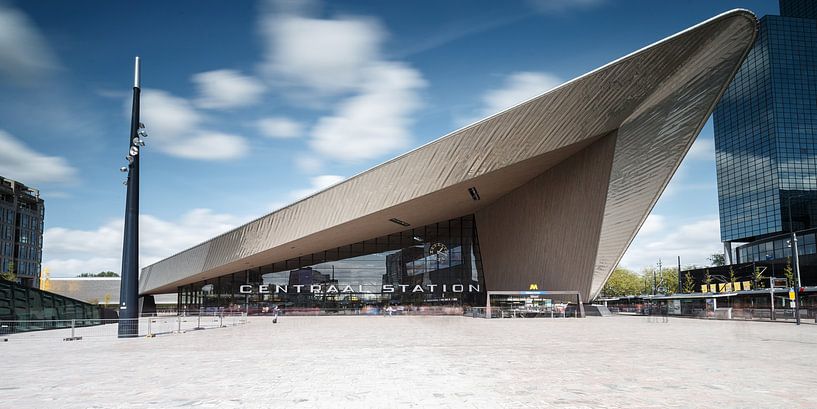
left=4, top=315, right=817, bottom=408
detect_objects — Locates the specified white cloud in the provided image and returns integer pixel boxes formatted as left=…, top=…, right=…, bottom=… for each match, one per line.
left=41, top=175, right=360, bottom=277
left=465, top=71, right=563, bottom=126
left=161, top=132, right=249, bottom=160
left=192, top=69, right=266, bottom=109
left=310, top=62, right=425, bottom=162
left=686, top=137, right=714, bottom=161
left=526, top=0, right=606, bottom=14
left=0, top=3, right=58, bottom=85
left=258, top=1, right=426, bottom=162
left=290, top=174, right=345, bottom=199
left=138, top=89, right=249, bottom=160
left=43, top=208, right=248, bottom=277
left=0, top=130, right=78, bottom=184
left=259, top=7, right=383, bottom=95
left=294, top=154, right=323, bottom=173
left=256, top=117, right=304, bottom=139
left=140, top=89, right=201, bottom=137
left=620, top=216, right=722, bottom=272
left=638, top=214, right=666, bottom=236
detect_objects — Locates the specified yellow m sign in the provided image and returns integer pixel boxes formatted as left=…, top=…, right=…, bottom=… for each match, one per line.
left=529, top=283, right=539, bottom=290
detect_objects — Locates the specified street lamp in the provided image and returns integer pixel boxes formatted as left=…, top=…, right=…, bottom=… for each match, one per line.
left=785, top=194, right=804, bottom=326
left=118, top=57, right=146, bottom=337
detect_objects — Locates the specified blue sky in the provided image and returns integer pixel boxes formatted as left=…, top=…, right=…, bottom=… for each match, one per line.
left=0, top=0, right=779, bottom=277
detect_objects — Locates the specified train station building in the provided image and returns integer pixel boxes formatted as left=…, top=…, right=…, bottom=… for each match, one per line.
left=138, top=11, right=757, bottom=314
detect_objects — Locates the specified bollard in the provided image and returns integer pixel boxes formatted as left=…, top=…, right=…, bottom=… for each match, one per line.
left=71, top=319, right=75, bottom=339
left=147, top=318, right=152, bottom=336
left=177, top=316, right=182, bottom=333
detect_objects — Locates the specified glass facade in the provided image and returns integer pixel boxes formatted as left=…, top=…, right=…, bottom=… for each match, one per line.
left=0, top=279, right=99, bottom=322
left=736, top=229, right=817, bottom=263
left=0, top=177, right=44, bottom=288
left=780, top=0, right=817, bottom=21
left=178, top=215, right=485, bottom=313
left=714, top=5, right=817, bottom=243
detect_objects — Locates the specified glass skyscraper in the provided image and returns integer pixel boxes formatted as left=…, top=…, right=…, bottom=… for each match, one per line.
left=714, top=0, right=817, bottom=256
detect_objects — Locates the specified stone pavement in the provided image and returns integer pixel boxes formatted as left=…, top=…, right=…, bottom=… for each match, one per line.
left=4, top=315, right=817, bottom=408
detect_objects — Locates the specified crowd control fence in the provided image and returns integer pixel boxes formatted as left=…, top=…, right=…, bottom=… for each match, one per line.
left=0, top=312, right=248, bottom=342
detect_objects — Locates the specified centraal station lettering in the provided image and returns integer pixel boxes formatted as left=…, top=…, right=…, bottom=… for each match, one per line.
left=239, top=284, right=481, bottom=294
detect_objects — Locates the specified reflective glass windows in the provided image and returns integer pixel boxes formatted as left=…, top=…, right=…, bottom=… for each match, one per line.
left=714, top=14, right=817, bottom=242
left=179, top=215, right=485, bottom=312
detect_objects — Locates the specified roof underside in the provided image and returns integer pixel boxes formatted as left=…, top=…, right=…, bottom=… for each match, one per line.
left=140, top=10, right=757, bottom=297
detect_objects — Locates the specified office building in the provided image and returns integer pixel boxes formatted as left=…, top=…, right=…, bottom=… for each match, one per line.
left=0, top=176, right=44, bottom=289
left=714, top=0, right=817, bottom=264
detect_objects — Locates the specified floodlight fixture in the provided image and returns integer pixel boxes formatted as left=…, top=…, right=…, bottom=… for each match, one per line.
left=129, top=146, right=139, bottom=156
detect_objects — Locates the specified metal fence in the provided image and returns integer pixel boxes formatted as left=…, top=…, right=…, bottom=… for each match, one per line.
left=611, top=305, right=817, bottom=324
left=0, top=313, right=248, bottom=341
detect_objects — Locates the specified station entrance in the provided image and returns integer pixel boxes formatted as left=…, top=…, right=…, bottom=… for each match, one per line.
left=485, top=290, right=584, bottom=318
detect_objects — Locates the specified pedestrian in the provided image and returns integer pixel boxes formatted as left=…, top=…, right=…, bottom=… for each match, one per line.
left=272, top=304, right=279, bottom=324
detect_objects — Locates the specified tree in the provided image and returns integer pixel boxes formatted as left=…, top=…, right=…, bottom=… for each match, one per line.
left=708, top=253, right=726, bottom=267
left=642, top=265, right=679, bottom=295
left=661, top=267, right=679, bottom=294
left=728, top=266, right=737, bottom=291
left=0, top=262, right=16, bottom=282
left=683, top=272, right=696, bottom=293
left=783, top=258, right=794, bottom=287
left=752, top=266, right=765, bottom=290
left=77, top=271, right=119, bottom=278
left=703, top=269, right=712, bottom=292
left=601, top=267, right=643, bottom=297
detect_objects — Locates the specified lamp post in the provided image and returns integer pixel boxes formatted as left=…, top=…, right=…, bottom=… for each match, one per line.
left=786, top=194, right=804, bottom=326
left=118, top=57, right=146, bottom=337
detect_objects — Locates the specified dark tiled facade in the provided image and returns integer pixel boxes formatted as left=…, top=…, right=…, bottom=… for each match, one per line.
left=714, top=1, right=817, bottom=244
left=0, top=177, right=44, bottom=289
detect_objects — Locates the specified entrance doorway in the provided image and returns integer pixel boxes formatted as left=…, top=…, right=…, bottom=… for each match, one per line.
left=485, top=291, right=584, bottom=318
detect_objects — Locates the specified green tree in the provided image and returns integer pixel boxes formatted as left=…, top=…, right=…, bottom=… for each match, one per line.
left=0, top=262, right=16, bottom=282
left=77, top=271, right=120, bottom=278
left=703, top=269, right=712, bottom=292
left=601, top=267, right=643, bottom=297
left=683, top=272, right=696, bottom=293
left=752, top=266, right=765, bottom=289
left=783, top=258, right=794, bottom=287
left=638, top=265, right=678, bottom=295
left=661, top=267, right=679, bottom=294
left=708, top=253, right=726, bottom=267
left=728, top=266, right=737, bottom=291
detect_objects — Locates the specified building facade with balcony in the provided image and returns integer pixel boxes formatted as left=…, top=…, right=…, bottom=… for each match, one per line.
left=0, top=176, right=44, bottom=289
